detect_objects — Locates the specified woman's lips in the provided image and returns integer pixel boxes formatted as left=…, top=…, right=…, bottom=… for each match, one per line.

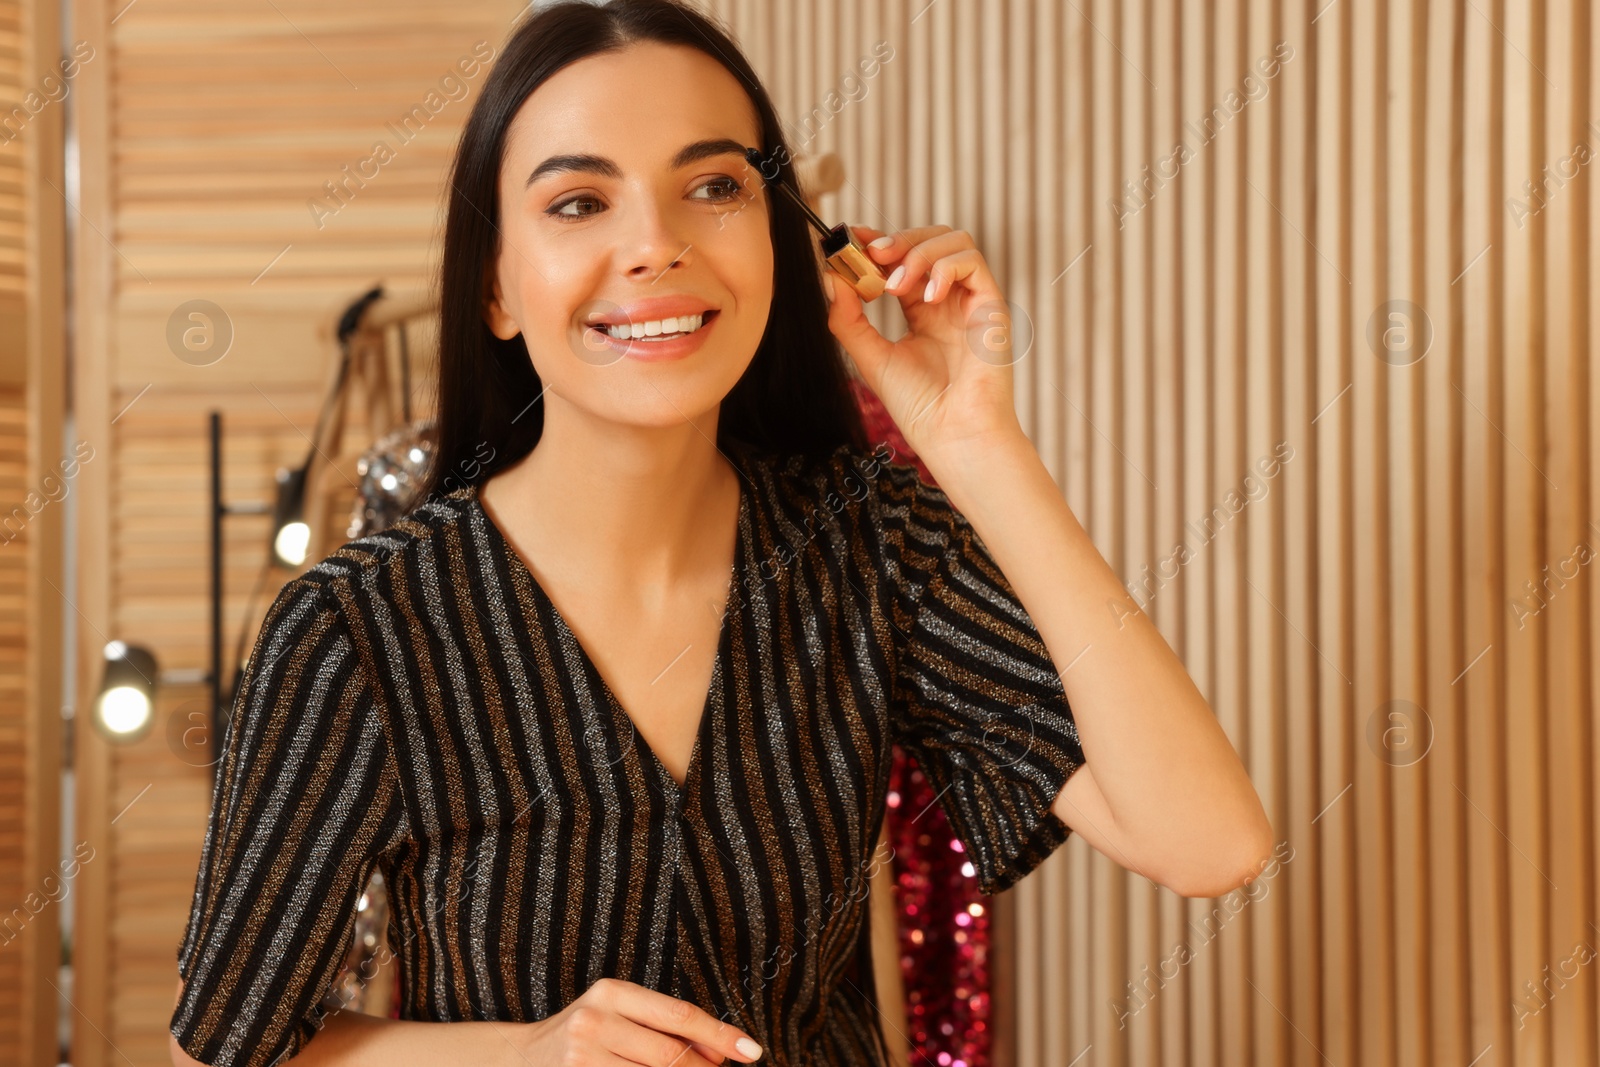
left=584, top=309, right=721, bottom=363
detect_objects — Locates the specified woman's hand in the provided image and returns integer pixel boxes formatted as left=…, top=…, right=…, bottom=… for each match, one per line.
left=823, top=224, right=1026, bottom=464
left=514, top=977, right=764, bottom=1066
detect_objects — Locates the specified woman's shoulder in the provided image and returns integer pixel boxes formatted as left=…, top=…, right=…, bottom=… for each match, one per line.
left=734, top=438, right=925, bottom=507
left=732, top=438, right=958, bottom=567
left=280, top=486, right=481, bottom=617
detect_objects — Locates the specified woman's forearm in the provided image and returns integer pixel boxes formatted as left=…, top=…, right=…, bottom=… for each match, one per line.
left=169, top=979, right=536, bottom=1066
left=280, top=1008, right=535, bottom=1066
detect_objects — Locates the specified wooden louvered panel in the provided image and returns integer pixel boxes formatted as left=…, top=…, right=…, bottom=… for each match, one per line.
left=0, top=387, right=29, bottom=1067
left=0, top=8, right=28, bottom=299
left=68, top=2, right=515, bottom=1064
left=4, top=0, right=69, bottom=1059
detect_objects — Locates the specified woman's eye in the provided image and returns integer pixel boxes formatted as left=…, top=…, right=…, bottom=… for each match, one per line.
left=545, top=177, right=743, bottom=222
left=547, top=195, right=603, bottom=221
left=692, top=176, right=744, bottom=203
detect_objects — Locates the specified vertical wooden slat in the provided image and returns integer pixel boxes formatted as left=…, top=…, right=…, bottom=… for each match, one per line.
left=1088, top=3, right=1127, bottom=1066
left=1589, top=0, right=1600, bottom=1059
left=1123, top=5, right=1158, bottom=1067
left=1062, top=4, right=1096, bottom=1063
left=69, top=0, right=114, bottom=1057
left=1541, top=0, right=1596, bottom=1061
left=1279, top=0, right=1324, bottom=1062
left=1149, top=3, right=1186, bottom=1060
left=1503, top=0, right=1550, bottom=1060
left=1022, top=0, right=1061, bottom=1047
left=1422, top=0, right=1469, bottom=1064
left=1352, top=0, right=1397, bottom=1062
left=884, top=0, right=906, bottom=367
left=1174, top=4, right=1219, bottom=1063
left=1244, top=0, right=1289, bottom=1061
left=1312, top=0, right=1360, bottom=1061
left=1460, top=0, right=1515, bottom=1056
left=1016, top=0, right=1048, bottom=465
left=1212, top=0, right=1250, bottom=1056
left=1390, top=0, right=1428, bottom=1063
left=1012, top=0, right=1058, bottom=1063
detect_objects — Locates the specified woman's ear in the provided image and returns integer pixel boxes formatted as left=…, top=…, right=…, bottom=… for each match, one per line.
left=482, top=266, right=521, bottom=340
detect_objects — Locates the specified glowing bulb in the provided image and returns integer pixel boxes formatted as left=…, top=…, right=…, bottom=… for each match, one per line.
left=275, top=521, right=310, bottom=566
left=97, top=685, right=152, bottom=735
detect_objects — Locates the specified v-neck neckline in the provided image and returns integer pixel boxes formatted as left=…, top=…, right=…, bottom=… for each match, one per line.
left=469, top=448, right=755, bottom=805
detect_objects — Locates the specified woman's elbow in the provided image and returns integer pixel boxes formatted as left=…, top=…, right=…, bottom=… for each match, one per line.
left=171, top=1033, right=206, bottom=1067
left=1165, top=810, right=1277, bottom=899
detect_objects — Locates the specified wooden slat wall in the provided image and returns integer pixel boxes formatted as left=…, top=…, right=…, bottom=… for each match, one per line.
left=700, top=0, right=1599, bottom=1063
left=69, top=1, right=1599, bottom=1064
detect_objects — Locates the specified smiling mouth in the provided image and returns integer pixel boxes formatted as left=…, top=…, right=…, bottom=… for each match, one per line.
left=587, top=309, right=721, bottom=343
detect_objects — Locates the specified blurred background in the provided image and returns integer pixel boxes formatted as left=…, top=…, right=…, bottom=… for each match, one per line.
left=3, top=0, right=1598, bottom=1065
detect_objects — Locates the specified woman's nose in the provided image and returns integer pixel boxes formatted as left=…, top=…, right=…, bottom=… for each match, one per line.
left=622, top=201, right=695, bottom=280
left=627, top=248, right=689, bottom=280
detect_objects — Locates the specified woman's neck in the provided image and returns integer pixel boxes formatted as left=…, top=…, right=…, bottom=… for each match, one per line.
left=479, top=415, right=741, bottom=595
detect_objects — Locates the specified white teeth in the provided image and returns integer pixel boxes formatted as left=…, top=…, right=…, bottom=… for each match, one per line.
left=600, top=312, right=706, bottom=341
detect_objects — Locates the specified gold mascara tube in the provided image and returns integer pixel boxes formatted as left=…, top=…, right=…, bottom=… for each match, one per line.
left=745, top=148, right=888, bottom=303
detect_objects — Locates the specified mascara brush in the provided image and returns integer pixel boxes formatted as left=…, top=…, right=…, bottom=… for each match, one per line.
left=744, top=147, right=888, bottom=303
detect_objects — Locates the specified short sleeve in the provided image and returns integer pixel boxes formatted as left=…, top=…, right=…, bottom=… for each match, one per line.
left=171, top=579, right=409, bottom=1067
left=871, top=452, right=1088, bottom=896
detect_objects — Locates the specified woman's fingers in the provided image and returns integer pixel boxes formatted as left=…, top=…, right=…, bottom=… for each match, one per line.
left=918, top=248, right=997, bottom=304
left=591, top=1012, right=728, bottom=1067
left=849, top=223, right=953, bottom=255
left=601, top=979, right=763, bottom=1063
left=848, top=223, right=888, bottom=246
left=876, top=229, right=974, bottom=297
left=825, top=259, right=898, bottom=386
left=857, top=224, right=956, bottom=265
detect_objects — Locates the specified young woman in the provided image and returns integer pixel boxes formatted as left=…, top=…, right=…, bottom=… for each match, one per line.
left=170, top=2, right=1271, bottom=1065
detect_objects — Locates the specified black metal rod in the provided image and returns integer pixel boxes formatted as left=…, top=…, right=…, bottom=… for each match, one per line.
left=397, top=322, right=412, bottom=424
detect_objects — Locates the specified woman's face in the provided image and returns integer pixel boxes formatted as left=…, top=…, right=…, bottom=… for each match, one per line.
left=485, top=41, right=774, bottom=433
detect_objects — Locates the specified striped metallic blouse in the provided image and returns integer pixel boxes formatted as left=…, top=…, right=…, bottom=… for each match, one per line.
left=170, top=439, right=1088, bottom=1067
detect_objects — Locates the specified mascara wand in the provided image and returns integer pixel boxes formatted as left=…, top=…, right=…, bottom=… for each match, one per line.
left=745, top=148, right=888, bottom=302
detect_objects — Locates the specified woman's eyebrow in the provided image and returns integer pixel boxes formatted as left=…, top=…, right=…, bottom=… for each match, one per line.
left=525, top=137, right=751, bottom=187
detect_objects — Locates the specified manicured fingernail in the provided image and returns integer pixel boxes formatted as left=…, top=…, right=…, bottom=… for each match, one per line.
left=736, top=1037, right=763, bottom=1058
left=924, top=277, right=937, bottom=301
left=869, top=235, right=895, bottom=249
left=823, top=273, right=836, bottom=301
left=886, top=265, right=906, bottom=291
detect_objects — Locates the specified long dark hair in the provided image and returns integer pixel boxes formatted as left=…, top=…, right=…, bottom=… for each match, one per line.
left=415, top=0, right=868, bottom=505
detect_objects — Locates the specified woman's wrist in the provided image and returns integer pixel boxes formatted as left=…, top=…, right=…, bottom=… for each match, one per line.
left=468, top=1016, right=547, bottom=1066
left=285, top=1008, right=542, bottom=1067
